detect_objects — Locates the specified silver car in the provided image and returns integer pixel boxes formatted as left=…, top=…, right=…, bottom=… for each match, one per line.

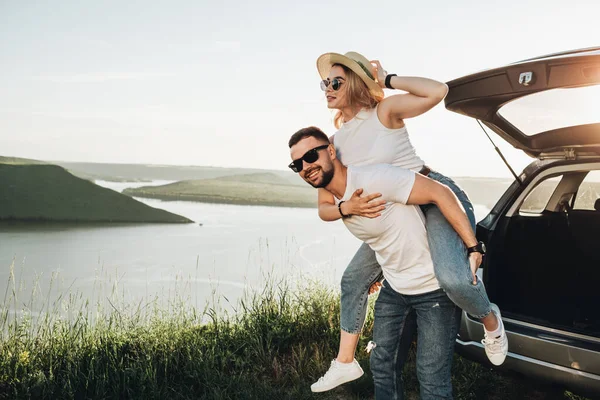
left=444, top=47, right=600, bottom=398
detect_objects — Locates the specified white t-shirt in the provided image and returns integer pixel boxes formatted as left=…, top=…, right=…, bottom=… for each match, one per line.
left=333, top=106, right=425, bottom=171
left=337, top=164, right=440, bottom=295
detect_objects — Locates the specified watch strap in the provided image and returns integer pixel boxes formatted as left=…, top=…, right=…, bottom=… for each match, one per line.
left=385, top=74, right=397, bottom=89
left=467, top=241, right=485, bottom=255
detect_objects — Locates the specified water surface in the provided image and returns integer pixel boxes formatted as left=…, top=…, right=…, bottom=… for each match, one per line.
left=0, top=180, right=490, bottom=315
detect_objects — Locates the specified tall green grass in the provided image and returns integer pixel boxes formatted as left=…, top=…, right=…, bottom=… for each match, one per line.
left=0, top=261, right=590, bottom=399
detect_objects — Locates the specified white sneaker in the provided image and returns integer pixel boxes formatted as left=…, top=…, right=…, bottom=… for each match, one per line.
left=482, top=304, right=508, bottom=366
left=310, top=359, right=364, bottom=393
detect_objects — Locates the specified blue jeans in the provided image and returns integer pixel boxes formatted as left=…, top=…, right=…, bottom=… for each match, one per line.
left=371, top=287, right=460, bottom=400
left=339, top=171, right=492, bottom=334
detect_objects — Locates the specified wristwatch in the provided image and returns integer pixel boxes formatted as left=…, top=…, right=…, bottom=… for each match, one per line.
left=467, top=241, right=486, bottom=255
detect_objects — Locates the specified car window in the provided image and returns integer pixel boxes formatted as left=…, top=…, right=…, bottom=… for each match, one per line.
left=498, top=85, right=600, bottom=136
left=573, top=170, right=600, bottom=210
left=519, top=176, right=562, bottom=213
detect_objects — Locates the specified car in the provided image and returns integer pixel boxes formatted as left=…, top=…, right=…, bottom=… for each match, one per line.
left=444, top=47, right=600, bottom=398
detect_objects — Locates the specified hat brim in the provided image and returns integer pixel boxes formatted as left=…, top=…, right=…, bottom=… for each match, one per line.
left=316, top=52, right=384, bottom=98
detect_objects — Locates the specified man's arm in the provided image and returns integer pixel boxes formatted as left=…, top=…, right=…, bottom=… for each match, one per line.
left=317, top=188, right=342, bottom=221
left=405, top=174, right=477, bottom=249
left=318, top=188, right=386, bottom=221
left=406, top=174, right=482, bottom=283
left=367, top=166, right=482, bottom=282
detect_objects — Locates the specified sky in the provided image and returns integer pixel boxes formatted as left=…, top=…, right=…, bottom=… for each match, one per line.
left=1, top=0, right=599, bottom=178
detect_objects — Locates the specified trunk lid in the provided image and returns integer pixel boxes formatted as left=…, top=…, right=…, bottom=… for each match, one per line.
left=445, top=47, right=600, bottom=158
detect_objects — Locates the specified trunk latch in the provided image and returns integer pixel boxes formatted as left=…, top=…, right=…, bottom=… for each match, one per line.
left=519, top=72, right=535, bottom=86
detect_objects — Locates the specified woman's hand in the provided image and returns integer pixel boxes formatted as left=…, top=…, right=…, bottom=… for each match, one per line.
left=468, top=252, right=483, bottom=284
left=368, top=281, right=383, bottom=295
left=370, top=60, right=388, bottom=88
left=342, top=188, right=386, bottom=218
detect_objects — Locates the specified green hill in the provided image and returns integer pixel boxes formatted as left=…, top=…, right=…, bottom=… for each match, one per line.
left=122, top=173, right=517, bottom=210
left=123, top=172, right=317, bottom=208
left=0, top=155, right=49, bottom=165
left=0, top=164, right=192, bottom=223
left=218, top=172, right=296, bottom=185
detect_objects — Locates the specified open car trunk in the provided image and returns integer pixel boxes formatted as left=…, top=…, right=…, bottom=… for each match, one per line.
left=485, top=198, right=600, bottom=338
left=444, top=47, right=600, bottom=338
left=445, top=47, right=600, bottom=159
left=472, top=160, right=600, bottom=383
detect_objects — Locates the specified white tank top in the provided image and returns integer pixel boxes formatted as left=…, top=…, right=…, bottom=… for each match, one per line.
left=333, top=106, right=425, bottom=171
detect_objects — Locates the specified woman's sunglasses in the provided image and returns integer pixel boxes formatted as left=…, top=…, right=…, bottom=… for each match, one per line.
left=320, top=77, right=344, bottom=92
left=288, top=144, right=330, bottom=173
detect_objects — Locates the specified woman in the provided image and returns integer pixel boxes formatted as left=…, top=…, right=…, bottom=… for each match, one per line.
left=310, top=51, right=508, bottom=393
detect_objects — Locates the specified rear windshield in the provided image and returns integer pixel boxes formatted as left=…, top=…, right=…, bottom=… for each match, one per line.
left=498, top=84, right=600, bottom=136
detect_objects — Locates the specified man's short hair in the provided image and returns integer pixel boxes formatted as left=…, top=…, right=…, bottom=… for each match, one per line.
left=288, top=126, right=330, bottom=148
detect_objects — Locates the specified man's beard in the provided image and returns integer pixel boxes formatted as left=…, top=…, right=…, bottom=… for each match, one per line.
left=306, top=166, right=334, bottom=188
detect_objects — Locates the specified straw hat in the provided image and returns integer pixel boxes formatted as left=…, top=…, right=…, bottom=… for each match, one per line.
left=316, top=51, right=384, bottom=98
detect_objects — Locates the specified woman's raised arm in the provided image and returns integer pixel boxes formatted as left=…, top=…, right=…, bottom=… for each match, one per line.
left=370, top=60, right=448, bottom=127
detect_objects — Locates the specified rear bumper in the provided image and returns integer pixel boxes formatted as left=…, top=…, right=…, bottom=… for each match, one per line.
left=455, top=311, right=600, bottom=398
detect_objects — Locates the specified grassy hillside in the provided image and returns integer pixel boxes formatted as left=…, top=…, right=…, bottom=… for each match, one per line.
left=122, top=173, right=516, bottom=210
left=0, top=156, right=49, bottom=165
left=124, top=172, right=317, bottom=208
left=0, top=164, right=192, bottom=223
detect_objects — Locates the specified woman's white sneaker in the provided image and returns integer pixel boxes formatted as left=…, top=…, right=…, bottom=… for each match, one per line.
left=482, top=304, right=508, bottom=366
left=310, top=359, right=364, bottom=392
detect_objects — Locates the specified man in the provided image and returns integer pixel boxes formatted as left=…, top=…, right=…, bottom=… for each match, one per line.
left=288, top=126, right=492, bottom=399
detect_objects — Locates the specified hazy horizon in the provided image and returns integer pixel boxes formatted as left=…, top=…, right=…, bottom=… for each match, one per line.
left=1, top=155, right=519, bottom=180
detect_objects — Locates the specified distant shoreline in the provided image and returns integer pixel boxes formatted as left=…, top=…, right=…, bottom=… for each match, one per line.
left=126, top=192, right=316, bottom=209
left=0, top=217, right=194, bottom=224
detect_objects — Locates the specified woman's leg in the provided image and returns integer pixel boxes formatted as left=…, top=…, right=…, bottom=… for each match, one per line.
left=422, top=171, right=493, bottom=321
left=337, top=242, right=383, bottom=360
left=311, top=242, right=382, bottom=392
left=423, top=171, right=507, bottom=364
left=312, top=242, right=418, bottom=392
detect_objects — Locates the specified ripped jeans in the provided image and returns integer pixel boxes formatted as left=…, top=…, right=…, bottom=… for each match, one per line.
left=371, top=287, right=460, bottom=399
left=339, top=171, right=492, bottom=334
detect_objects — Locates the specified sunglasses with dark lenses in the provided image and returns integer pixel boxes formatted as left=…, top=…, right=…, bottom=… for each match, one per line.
left=288, top=144, right=330, bottom=173
left=320, top=77, right=344, bottom=92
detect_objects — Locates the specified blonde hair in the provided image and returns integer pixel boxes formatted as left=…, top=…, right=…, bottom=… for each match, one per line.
left=333, top=64, right=383, bottom=129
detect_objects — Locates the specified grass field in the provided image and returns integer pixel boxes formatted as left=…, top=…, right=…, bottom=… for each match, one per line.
left=0, top=266, right=590, bottom=400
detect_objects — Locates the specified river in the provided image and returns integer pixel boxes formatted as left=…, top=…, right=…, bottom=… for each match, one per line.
left=0, top=180, right=490, bottom=316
